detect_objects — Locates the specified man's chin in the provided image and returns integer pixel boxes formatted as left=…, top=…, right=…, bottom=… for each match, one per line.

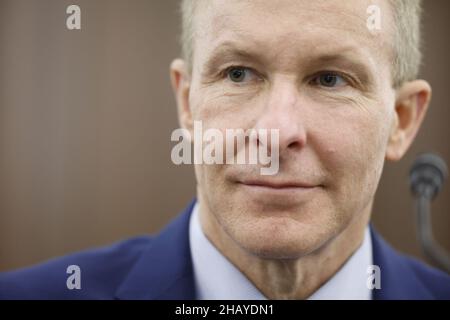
left=240, top=240, right=317, bottom=260
left=231, top=220, right=328, bottom=260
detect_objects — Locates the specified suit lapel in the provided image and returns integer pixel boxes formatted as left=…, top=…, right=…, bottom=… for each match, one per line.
left=370, top=227, right=433, bottom=300
left=115, top=199, right=197, bottom=300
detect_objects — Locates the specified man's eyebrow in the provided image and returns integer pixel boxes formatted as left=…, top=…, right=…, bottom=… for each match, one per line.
left=202, top=43, right=263, bottom=75
left=310, top=53, right=370, bottom=68
left=308, top=53, right=374, bottom=84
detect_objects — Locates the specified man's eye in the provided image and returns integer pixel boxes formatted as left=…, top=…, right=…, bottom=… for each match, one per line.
left=312, top=73, right=348, bottom=88
left=226, top=67, right=255, bottom=83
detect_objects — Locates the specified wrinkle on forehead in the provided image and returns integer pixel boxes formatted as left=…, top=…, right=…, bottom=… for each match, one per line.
left=192, top=0, right=394, bottom=75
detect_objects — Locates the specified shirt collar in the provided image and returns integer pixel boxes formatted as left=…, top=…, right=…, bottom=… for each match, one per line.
left=189, top=201, right=373, bottom=300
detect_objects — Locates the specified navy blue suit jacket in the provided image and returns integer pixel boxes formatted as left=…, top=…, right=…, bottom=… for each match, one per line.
left=1, top=199, right=449, bottom=300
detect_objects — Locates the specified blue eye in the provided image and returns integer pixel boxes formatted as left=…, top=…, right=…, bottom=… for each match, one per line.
left=314, top=73, right=347, bottom=88
left=227, top=67, right=254, bottom=83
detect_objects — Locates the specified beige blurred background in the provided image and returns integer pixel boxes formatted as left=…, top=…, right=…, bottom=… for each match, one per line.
left=0, top=0, right=449, bottom=272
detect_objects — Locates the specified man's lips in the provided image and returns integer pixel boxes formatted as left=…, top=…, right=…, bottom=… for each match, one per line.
left=235, top=178, right=323, bottom=204
left=237, top=179, right=319, bottom=190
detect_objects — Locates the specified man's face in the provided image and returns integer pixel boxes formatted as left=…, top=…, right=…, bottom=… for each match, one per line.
left=188, top=0, right=397, bottom=259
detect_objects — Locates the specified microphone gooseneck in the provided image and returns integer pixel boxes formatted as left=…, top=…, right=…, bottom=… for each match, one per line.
left=410, top=153, right=450, bottom=273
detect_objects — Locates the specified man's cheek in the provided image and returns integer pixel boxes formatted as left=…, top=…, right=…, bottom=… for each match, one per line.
left=338, top=124, right=386, bottom=188
left=322, top=123, right=375, bottom=184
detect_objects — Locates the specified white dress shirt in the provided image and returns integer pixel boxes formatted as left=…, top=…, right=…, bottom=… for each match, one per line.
left=189, top=202, right=373, bottom=300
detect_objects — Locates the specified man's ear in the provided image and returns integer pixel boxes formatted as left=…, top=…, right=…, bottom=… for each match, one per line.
left=170, top=59, right=193, bottom=136
left=386, top=80, right=432, bottom=161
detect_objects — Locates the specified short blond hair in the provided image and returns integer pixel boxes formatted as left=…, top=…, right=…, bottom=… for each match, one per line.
left=179, top=0, right=423, bottom=88
left=388, top=0, right=423, bottom=87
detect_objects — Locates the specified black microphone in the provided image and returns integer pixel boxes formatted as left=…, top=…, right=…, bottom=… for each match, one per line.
left=410, top=153, right=448, bottom=200
left=410, top=153, right=450, bottom=273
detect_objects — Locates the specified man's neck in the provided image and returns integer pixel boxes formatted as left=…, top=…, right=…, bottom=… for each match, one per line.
left=198, top=197, right=371, bottom=299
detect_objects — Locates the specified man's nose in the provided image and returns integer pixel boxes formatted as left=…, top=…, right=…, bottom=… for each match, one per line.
left=254, top=80, right=307, bottom=152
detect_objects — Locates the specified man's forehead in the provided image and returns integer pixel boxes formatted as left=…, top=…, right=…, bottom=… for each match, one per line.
left=194, top=0, right=393, bottom=66
left=197, top=0, right=392, bottom=31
